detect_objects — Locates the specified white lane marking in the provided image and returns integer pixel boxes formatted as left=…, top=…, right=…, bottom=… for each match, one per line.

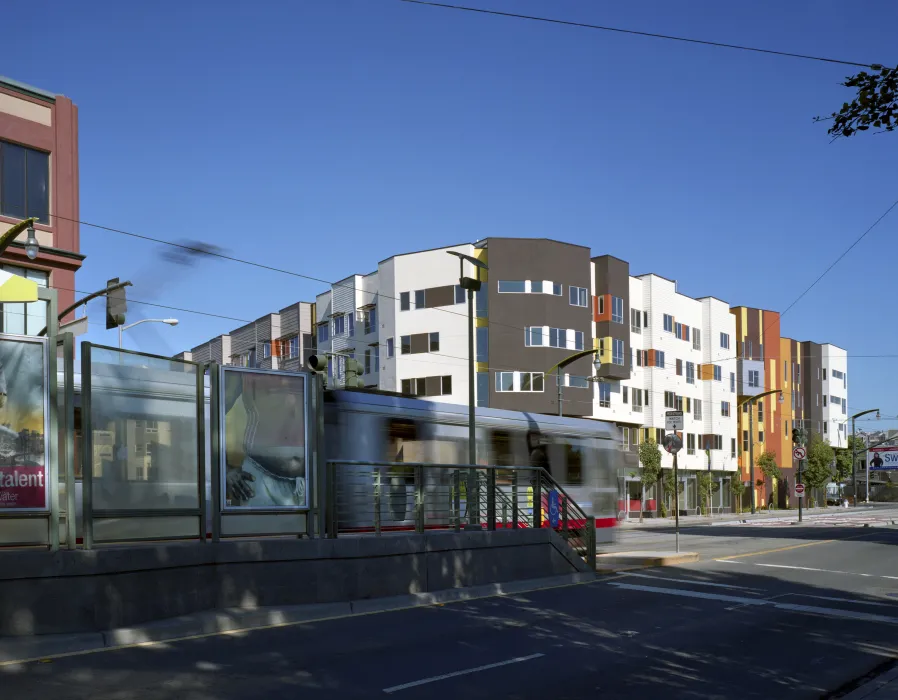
left=382, top=653, right=545, bottom=693
left=779, top=593, right=893, bottom=608
left=622, top=572, right=764, bottom=592
left=610, top=583, right=898, bottom=625
left=753, top=563, right=874, bottom=577
left=715, top=559, right=746, bottom=564
left=608, top=583, right=765, bottom=606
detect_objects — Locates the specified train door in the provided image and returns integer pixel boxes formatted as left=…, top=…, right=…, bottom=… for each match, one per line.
left=385, top=417, right=418, bottom=524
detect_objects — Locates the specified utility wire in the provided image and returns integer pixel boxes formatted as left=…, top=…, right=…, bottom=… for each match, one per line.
left=397, top=0, right=878, bottom=69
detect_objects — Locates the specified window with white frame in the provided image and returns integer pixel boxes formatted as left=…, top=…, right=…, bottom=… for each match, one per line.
left=333, top=315, right=345, bottom=336
left=655, top=350, right=665, bottom=368
left=720, top=332, right=730, bottom=349
left=693, top=328, right=701, bottom=350
left=664, top=391, right=677, bottom=409
left=499, top=280, right=561, bottom=295
left=748, top=369, right=760, bottom=388
left=686, top=361, right=695, bottom=384
left=598, top=382, right=611, bottom=408
left=631, top=308, right=642, bottom=334
left=611, top=296, right=624, bottom=324
left=567, top=375, right=588, bottom=389
left=495, top=371, right=544, bottom=392
left=694, top=399, right=702, bottom=420
left=612, top=339, right=625, bottom=366
left=632, top=389, right=643, bottom=412
left=262, top=342, right=271, bottom=359
left=663, top=314, right=674, bottom=333
left=721, top=401, right=731, bottom=417
left=569, top=286, right=588, bottom=307
left=520, top=372, right=544, bottom=391
left=730, top=372, right=735, bottom=392
left=525, top=327, right=583, bottom=350
left=713, top=365, right=722, bottom=381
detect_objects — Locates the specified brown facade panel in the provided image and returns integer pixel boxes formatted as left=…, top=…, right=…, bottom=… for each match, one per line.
left=424, top=285, right=454, bottom=308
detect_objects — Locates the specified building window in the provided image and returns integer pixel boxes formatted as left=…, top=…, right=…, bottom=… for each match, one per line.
left=655, top=350, right=665, bottom=369
left=748, top=370, right=760, bottom=388
left=318, top=323, right=329, bottom=343
left=476, top=326, right=488, bottom=363
left=721, top=401, right=730, bottom=417
left=442, top=375, right=452, bottom=395
left=663, top=314, right=674, bottom=333
left=598, top=382, right=611, bottom=408
left=400, top=292, right=410, bottom=311
left=567, top=375, right=588, bottom=389
left=687, top=433, right=696, bottom=456
left=694, top=399, right=702, bottom=420
left=630, top=308, right=642, bottom=334
left=476, top=372, right=489, bottom=407
left=387, top=337, right=394, bottom=358
left=498, top=280, right=525, bottom=293
left=622, top=386, right=629, bottom=404
left=525, top=327, right=582, bottom=350
left=429, top=332, right=440, bottom=352
left=363, top=307, right=377, bottom=334
left=574, top=330, right=585, bottom=351
left=611, top=296, right=624, bottom=324
left=676, top=358, right=683, bottom=376
left=643, top=311, right=649, bottom=328
left=262, top=342, right=271, bottom=359
left=414, top=290, right=425, bottom=310
left=496, top=372, right=514, bottom=392
left=569, top=286, right=588, bottom=307
left=401, top=335, right=411, bottom=354
left=757, top=401, right=763, bottom=423
left=713, top=365, right=722, bottom=382
left=550, top=327, right=567, bottom=349
left=401, top=375, right=452, bottom=397
left=759, top=431, right=764, bottom=443
left=364, top=349, right=371, bottom=374
left=0, top=141, right=50, bottom=224
left=612, top=338, right=624, bottom=366
left=693, top=329, right=701, bottom=351
left=823, top=422, right=828, bottom=434
left=730, top=372, right=735, bottom=393
left=521, top=372, right=544, bottom=392
left=823, top=395, right=827, bottom=406
left=455, top=285, right=465, bottom=304
left=720, top=332, right=730, bottom=349
left=644, top=389, right=649, bottom=407
left=665, top=391, right=677, bottom=409
left=333, top=315, right=345, bottom=336
left=374, top=346, right=380, bottom=372
left=475, top=289, right=488, bottom=318
left=743, top=430, right=749, bottom=453
left=632, top=389, right=643, bottom=412
left=731, top=438, right=736, bottom=458
left=286, top=336, right=299, bottom=359
left=686, top=361, right=695, bottom=384
left=348, top=314, right=354, bottom=336
left=635, top=349, right=643, bottom=367
left=597, top=296, right=605, bottom=316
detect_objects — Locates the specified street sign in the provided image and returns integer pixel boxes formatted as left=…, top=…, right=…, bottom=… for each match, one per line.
left=662, top=433, right=683, bottom=454
left=665, top=410, right=684, bottom=431
left=547, top=490, right=560, bottom=528
left=793, top=446, right=807, bottom=461
left=794, top=483, right=805, bottom=498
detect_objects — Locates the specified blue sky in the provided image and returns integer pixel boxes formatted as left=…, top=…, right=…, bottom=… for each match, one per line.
left=2, top=0, right=896, bottom=424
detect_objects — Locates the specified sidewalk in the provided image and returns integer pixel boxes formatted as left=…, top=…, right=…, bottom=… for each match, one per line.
left=842, top=665, right=898, bottom=699
left=618, top=503, right=898, bottom=528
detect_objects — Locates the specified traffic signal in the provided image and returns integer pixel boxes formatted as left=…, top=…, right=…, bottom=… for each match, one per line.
left=306, top=354, right=328, bottom=373
left=344, top=358, right=364, bottom=389
left=105, top=278, right=127, bottom=329
left=792, top=428, right=801, bottom=444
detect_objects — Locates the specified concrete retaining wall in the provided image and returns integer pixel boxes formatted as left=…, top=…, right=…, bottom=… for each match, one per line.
left=0, top=529, right=588, bottom=637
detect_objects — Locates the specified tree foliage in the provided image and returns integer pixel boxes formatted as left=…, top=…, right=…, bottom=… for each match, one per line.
left=730, top=478, right=746, bottom=514
left=804, top=433, right=836, bottom=490
left=756, top=450, right=781, bottom=481
left=638, top=438, right=663, bottom=487
left=834, top=435, right=865, bottom=483
left=817, top=64, right=897, bottom=138
left=697, top=472, right=713, bottom=515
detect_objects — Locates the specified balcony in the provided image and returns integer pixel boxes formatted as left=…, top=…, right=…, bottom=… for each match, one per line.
left=595, top=361, right=629, bottom=381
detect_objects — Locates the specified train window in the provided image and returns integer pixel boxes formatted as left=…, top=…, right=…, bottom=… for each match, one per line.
left=565, top=443, right=583, bottom=484
left=490, top=430, right=514, bottom=467
left=386, top=418, right=420, bottom=463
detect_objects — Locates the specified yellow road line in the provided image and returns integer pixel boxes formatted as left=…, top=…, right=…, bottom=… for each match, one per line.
left=716, top=530, right=876, bottom=561
left=0, top=576, right=604, bottom=669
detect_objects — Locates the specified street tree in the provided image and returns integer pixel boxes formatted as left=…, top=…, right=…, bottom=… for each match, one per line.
left=816, top=64, right=897, bottom=139
left=638, top=438, right=662, bottom=522
left=697, top=472, right=712, bottom=516
left=834, top=435, right=866, bottom=485
left=804, top=433, right=836, bottom=507
left=756, top=450, right=781, bottom=505
left=730, top=478, right=746, bottom=514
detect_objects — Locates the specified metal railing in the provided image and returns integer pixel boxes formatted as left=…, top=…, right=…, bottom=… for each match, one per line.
left=325, top=460, right=597, bottom=570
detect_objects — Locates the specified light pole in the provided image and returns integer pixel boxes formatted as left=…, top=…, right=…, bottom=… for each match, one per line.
left=850, top=408, right=880, bottom=505
left=119, top=318, right=179, bottom=348
left=546, top=348, right=602, bottom=417
left=738, top=389, right=783, bottom=515
left=0, top=218, right=40, bottom=259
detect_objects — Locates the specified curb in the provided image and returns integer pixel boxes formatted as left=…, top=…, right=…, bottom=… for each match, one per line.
left=0, top=572, right=598, bottom=666
left=596, top=551, right=700, bottom=571
left=839, top=664, right=898, bottom=699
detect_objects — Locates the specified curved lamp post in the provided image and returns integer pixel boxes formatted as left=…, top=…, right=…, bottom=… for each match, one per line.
left=119, top=318, right=179, bottom=349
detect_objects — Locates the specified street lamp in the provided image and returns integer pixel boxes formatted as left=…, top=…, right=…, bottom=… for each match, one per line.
left=0, top=217, right=39, bottom=259
left=546, top=348, right=601, bottom=417
left=851, top=408, right=880, bottom=505
left=119, top=318, right=179, bottom=349
left=737, top=388, right=783, bottom=515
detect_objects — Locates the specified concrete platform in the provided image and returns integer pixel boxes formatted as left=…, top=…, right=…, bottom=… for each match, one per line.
left=595, top=550, right=700, bottom=571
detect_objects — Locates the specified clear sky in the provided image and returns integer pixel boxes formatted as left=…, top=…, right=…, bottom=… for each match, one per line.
left=2, top=0, right=896, bottom=426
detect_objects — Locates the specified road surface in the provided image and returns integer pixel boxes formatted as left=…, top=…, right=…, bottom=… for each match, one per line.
left=2, top=522, right=898, bottom=699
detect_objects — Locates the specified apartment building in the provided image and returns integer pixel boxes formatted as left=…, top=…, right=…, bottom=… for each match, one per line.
left=177, top=301, right=315, bottom=370
left=0, top=76, right=83, bottom=332
left=732, top=306, right=848, bottom=508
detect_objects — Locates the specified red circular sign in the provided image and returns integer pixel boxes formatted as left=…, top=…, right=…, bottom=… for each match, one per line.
left=795, top=483, right=805, bottom=494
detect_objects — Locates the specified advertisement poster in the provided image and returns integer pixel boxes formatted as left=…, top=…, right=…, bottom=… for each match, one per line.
left=222, top=368, right=308, bottom=509
left=0, top=336, right=47, bottom=510
left=868, top=446, right=898, bottom=471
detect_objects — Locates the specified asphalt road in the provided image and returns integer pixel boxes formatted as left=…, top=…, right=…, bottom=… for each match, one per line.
left=3, top=524, right=898, bottom=699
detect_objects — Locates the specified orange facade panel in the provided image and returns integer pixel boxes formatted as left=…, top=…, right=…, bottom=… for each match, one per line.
left=593, top=294, right=611, bottom=323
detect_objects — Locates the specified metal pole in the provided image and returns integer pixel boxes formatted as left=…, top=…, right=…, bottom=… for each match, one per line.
left=852, top=417, right=857, bottom=507
left=673, top=451, right=680, bottom=553
left=749, top=400, right=756, bottom=514
left=119, top=325, right=122, bottom=349
left=467, top=288, right=477, bottom=526
left=798, top=457, right=804, bottom=523
left=865, top=433, right=871, bottom=504
left=557, top=366, right=563, bottom=417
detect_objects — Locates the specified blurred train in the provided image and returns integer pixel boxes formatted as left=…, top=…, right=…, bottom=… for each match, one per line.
left=55, top=372, right=621, bottom=544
